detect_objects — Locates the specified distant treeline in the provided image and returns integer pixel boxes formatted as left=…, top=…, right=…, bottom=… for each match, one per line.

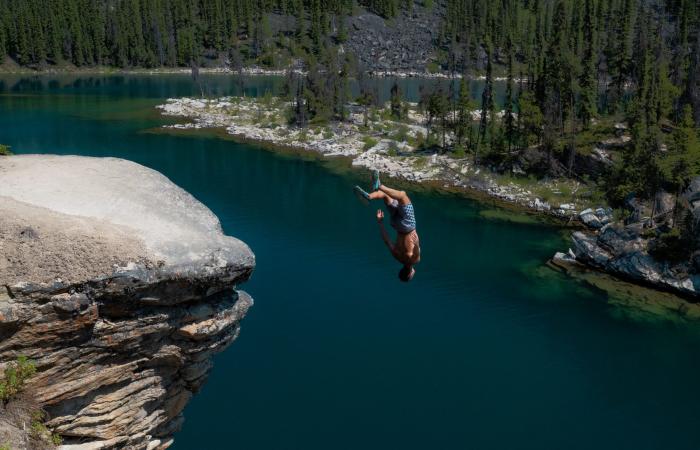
left=0, top=0, right=362, bottom=68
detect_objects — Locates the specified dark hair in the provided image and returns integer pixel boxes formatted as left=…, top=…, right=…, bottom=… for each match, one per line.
left=398, top=266, right=413, bottom=282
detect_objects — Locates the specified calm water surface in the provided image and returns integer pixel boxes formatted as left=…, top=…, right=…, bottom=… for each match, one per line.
left=1, top=75, right=699, bottom=450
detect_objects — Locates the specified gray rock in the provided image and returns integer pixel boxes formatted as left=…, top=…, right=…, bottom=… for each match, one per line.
left=565, top=226, right=699, bottom=299
left=0, top=155, right=255, bottom=449
left=692, top=251, right=700, bottom=273
left=571, top=231, right=612, bottom=267
left=685, top=176, right=700, bottom=203
left=579, top=208, right=603, bottom=229
left=624, top=194, right=650, bottom=224
left=653, top=190, right=675, bottom=225
left=595, top=207, right=614, bottom=225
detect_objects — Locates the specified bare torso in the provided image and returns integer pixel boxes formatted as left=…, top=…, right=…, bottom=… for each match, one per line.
left=394, top=230, right=421, bottom=265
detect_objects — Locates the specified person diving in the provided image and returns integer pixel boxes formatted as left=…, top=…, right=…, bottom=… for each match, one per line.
left=355, top=171, right=421, bottom=282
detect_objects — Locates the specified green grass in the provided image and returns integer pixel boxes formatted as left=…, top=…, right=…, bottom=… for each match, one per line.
left=30, top=411, right=62, bottom=447
left=496, top=172, right=602, bottom=207
left=0, top=144, right=11, bottom=155
left=0, top=356, right=36, bottom=402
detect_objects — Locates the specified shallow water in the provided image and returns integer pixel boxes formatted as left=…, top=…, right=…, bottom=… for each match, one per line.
left=1, top=75, right=700, bottom=450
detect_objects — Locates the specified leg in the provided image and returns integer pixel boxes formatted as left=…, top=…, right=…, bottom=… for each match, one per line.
left=368, top=190, right=394, bottom=207
left=378, top=185, right=410, bottom=205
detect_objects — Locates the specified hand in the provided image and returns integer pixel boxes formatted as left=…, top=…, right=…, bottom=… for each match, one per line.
left=376, top=209, right=384, bottom=223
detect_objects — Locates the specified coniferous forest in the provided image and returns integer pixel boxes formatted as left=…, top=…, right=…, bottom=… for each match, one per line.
left=1, top=0, right=699, bottom=259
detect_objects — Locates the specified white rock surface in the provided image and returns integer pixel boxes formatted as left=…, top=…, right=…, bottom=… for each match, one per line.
left=0, top=155, right=253, bottom=269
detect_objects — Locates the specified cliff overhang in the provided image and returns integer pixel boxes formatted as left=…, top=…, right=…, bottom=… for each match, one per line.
left=0, top=155, right=255, bottom=449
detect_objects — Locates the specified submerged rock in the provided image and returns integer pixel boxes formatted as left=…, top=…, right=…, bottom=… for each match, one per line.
left=0, top=155, right=255, bottom=449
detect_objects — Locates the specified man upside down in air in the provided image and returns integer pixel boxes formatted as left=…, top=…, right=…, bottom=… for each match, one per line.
left=355, top=171, right=421, bottom=282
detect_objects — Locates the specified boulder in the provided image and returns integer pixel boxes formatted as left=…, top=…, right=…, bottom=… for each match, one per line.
left=579, top=208, right=602, bottom=229
left=579, top=207, right=614, bottom=229
left=624, top=194, right=650, bottom=224
left=653, top=190, right=675, bottom=224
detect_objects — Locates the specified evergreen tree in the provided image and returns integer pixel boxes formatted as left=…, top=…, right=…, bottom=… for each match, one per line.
left=476, top=40, right=494, bottom=164
left=456, top=76, right=475, bottom=149
left=504, top=43, right=516, bottom=153
left=390, top=80, right=403, bottom=120
left=578, top=0, right=596, bottom=129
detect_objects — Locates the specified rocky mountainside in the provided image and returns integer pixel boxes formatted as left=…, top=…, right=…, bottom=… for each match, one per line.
left=0, top=155, right=255, bottom=449
left=345, top=4, right=443, bottom=73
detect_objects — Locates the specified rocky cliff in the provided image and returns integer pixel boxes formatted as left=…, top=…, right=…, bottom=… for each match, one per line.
left=554, top=178, right=700, bottom=300
left=0, top=155, right=255, bottom=449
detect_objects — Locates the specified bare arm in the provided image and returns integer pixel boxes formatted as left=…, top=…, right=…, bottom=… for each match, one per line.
left=379, top=222, right=394, bottom=251
left=376, top=210, right=398, bottom=256
left=376, top=210, right=393, bottom=248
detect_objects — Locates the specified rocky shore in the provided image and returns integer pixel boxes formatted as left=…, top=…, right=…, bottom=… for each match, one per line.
left=156, top=96, right=594, bottom=219
left=0, top=155, right=255, bottom=449
left=553, top=182, right=700, bottom=301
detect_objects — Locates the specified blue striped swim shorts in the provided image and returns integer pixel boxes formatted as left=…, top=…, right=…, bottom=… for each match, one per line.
left=388, top=200, right=417, bottom=234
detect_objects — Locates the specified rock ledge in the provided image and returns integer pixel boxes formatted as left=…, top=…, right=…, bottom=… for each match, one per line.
left=0, top=155, right=255, bottom=449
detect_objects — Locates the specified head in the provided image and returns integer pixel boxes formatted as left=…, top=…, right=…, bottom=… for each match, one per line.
left=398, top=264, right=415, bottom=282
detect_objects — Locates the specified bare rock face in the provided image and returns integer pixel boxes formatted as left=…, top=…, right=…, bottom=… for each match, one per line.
left=568, top=225, right=700, bottom=299
left=0, top=155, right=255, bottom=449
left=345, top=4, right=443, bottom=73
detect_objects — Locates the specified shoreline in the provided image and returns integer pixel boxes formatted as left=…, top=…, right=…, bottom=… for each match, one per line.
left=0, top=64, right=518, bottom=81
left=156, top=96, right=591, bottom=222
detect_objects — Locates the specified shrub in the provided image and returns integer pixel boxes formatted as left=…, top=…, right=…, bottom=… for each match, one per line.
left=0, top=356, right=36, bottom=403
left=387, top=141, right=399, bottom=156
left=452, top=145, right=466, bottom=158
left=649, top=221, right=694, bottom=264
left=362, top=136, right=378, bottom=150
left=30, top=410, right=62, bottom=447
left=0, top=144, right=11, bottom=156
left=323, top=129, right=334, bottom=140
left=391, top=125, right=409, bottom=142
left=410, top=132, right=425, bottom=149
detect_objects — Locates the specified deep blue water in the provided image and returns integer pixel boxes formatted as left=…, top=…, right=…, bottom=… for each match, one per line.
left=1, top=75, right=699, bottom=450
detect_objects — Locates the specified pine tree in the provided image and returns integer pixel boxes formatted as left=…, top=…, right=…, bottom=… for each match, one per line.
left=578, top=0, right=597, bottom=129
left=665, top=104, right=700, bottom=193
left=456, top=76, right=475, bottom=149
left=504, top=42, right=516, bottom=154
left=390, top=80, right=403, bottom=120
left=476, top=40, right=494, bottom=164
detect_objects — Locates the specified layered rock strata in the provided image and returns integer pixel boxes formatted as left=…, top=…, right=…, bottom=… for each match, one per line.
left=0, top=155, right=255, bottom=449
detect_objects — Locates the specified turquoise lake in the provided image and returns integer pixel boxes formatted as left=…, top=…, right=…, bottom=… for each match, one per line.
left=1, top=74, right=700, bottom=450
